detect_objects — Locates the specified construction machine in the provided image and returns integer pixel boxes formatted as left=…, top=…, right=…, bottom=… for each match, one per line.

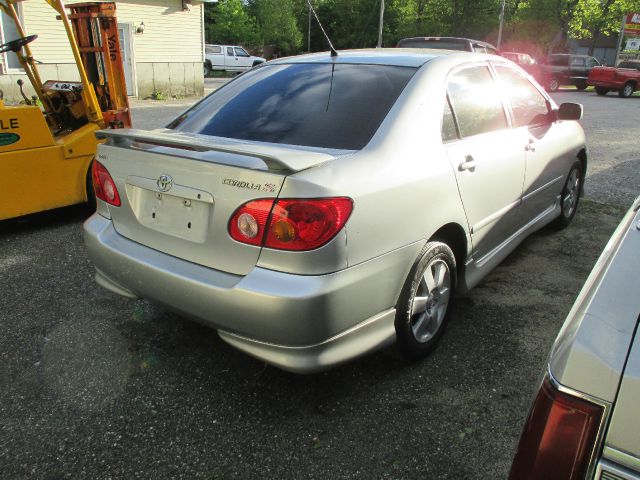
left=0, top=0, right=131, bottom=220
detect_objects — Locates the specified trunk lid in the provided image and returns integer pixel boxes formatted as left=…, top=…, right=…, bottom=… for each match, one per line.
left=96, top=129, right=338, bottom=276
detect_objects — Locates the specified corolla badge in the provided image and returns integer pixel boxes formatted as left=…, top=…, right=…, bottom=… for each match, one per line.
left=156, top=174, right=173, bottom=192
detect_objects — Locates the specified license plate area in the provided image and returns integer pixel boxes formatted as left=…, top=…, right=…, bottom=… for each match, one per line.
left=126, top=177, right=213, bottom=243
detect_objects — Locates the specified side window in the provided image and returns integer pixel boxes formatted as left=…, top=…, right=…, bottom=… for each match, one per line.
left=205, top=46, right=221, bottom=54
left=235, top=48, right=249, bottom=57
left=441, top=96, right=458, bottom=142
left=226, top=47, right=234, bottom=56
left=473, top=45, right=487, bottom=53
left=446, top=65, right=508, bottom=138
left=586, top=57, right=599, bottom=68
left=494, top=65, right=550, bottom=128
left=570, top=57, right=585, bottom=67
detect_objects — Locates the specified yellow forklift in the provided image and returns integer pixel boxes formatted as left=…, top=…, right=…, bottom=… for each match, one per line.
left=0, top=0, right=131, bottom=220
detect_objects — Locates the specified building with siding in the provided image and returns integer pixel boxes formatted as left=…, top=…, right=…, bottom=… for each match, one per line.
left=0, top=0, right=206, bottom=101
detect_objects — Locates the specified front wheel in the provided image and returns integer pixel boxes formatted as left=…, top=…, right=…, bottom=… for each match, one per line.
left=575, top=80, right=587, bottom=91
left=394, top=241, right=456, bottom=360
left=549, top=162, right=581, bottom=230
left=619, top=82, right=634, bottom=98
left=595, top=86, right=609, bottom=96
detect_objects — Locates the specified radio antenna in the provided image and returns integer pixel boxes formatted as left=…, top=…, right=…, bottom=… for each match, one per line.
left=306, top=0, right=338, bottom=57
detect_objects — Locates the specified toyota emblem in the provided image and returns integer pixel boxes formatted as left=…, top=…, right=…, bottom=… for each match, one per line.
left=156, top=174, right=173, bottom=192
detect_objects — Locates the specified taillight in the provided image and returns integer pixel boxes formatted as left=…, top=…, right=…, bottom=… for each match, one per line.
left=229, top=197, right=353, bottom=251
left=509, top=376, right=604, bottom=480
left=91, top=161, right=121, bottom=207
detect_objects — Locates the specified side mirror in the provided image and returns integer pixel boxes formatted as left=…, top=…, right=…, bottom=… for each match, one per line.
left=557, top=102, right=583, bottom=121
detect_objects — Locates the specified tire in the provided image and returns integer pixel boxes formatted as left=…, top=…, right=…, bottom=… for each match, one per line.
left=548, top=77, right=560, bottom=92
left=575, top=80, right=587, bottom=91
left=619, top=82, right=634, bottom=98
left=203, top=62, right=211, bottom=77
left=549, top=162, right=581, bottom=230
left=595, top=86, right=609, bottom=96
left=394, top=241, right=456, bottom=360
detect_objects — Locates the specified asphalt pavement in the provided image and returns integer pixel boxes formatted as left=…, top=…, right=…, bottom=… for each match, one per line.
left=0, top=86, right=637, bottom=479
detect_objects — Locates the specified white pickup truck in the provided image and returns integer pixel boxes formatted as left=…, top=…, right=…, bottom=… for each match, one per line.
left=203, top=44, right=266, bottom=76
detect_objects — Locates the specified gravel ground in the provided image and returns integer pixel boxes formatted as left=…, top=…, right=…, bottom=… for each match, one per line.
left=0, top=87, right=636, bottom=479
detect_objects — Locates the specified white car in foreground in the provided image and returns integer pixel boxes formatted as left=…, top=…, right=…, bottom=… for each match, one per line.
left=510, top=196, right=640, bottom=479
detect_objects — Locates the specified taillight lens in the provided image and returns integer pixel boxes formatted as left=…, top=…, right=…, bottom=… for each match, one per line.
left=229, top=197, right=353, bottom=251
left=509, top=376, right=604, bottom=480
left=91, top=161, right=121, bottom=207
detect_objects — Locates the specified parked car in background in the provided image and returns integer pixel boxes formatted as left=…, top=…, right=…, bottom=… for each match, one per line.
left=85, top=49, right=586, bottom=373
left=510, top=196, right=640, bottom=480
left=396, top=36, right=499, bottom=54
left=541, top=53, right=601, bottom=91
left=588, top=60, right=640, bottom=97
left=203, top=44, right=265, bottom=76
left=501, top=51, right=550, bottom=88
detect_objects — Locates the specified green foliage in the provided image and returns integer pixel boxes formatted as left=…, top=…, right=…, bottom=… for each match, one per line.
left=251, top=0, right=303, bottom=55
left=203, top=0, right=640, bottom=59
left=205, top=0, right=259, bottom=47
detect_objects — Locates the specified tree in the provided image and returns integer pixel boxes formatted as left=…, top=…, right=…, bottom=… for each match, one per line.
left=250, top=0, right=303, bottom=55
left=204, top=0, right=259, bottom=47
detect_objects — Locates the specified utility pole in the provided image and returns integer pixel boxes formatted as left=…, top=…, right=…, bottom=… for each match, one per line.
left=614, top=14, right=626, bottom=66
left=377, top=0, right=384, bottom=48
left=308, top=3, right=311, bottom=52
left=497, top=0, right=506, bottom=50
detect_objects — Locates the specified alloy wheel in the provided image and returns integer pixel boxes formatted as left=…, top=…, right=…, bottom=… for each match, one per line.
left=410, top=258, right=451, bottom=343
left=562, top=168, right=580, bottom=218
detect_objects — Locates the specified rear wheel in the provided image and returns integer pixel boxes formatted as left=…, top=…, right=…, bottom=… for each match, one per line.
left=548, top=77, right=560, bottom=92
left=394, top=241, right=456, bottom=360
left=575, top=80, right=587, bottom=91
left=549, top=162, right=581, bottom=230
left=203, top=62, right=211, bottom=77
left=595, top=86, right=609, bottom=96
left=619, top=82, right=634, bottom=98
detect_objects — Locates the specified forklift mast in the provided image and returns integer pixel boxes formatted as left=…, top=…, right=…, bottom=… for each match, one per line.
left=66, top=2, right=131, bottom=128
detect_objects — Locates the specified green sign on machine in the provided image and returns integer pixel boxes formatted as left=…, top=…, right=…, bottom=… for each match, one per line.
left=0, top=132, right=20, bottom=146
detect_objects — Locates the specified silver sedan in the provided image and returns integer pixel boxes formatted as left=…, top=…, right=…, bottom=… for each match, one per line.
left=84, top=49, right=586, bottom=373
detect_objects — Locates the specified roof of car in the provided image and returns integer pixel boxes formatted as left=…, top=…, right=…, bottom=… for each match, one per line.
left=267, top=48, right=468, bottom=68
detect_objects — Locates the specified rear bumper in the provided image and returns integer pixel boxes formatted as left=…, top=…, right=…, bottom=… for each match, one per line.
left=84, top=214, right=420, bottom=373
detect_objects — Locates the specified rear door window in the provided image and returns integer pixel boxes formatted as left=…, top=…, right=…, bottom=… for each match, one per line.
left=446, top=65, right=508, bottom=138
left=441, top=96, right=458, bottom=142
left=169, top=63, right=417, bottom=150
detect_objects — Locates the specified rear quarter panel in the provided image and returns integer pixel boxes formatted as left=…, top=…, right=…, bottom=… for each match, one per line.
left=270, top=58, right=470, bottom=283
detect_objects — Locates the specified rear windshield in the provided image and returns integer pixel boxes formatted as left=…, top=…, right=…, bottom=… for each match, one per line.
left=168, top=63, right=417, bottom=150
left=397, top=38, right=469, bottom=51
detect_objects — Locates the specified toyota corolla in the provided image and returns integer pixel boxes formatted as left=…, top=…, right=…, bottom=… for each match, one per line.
left=84, top=49, right=586, bottom=373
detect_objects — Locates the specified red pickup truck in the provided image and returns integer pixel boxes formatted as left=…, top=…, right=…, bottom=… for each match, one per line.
left=587, top=61, right=640, bottom=97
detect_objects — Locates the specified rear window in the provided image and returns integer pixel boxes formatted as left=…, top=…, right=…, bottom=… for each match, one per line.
left=168, top=63, right=417, bottom=150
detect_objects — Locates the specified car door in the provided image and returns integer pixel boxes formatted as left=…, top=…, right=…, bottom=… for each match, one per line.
left=493, top=64, right=564, bottom=224
left=234, top=47, right=252, bottom=69
left=225, top=46, right=239, bottom=71
left=443, top=64, right=526, bottom=261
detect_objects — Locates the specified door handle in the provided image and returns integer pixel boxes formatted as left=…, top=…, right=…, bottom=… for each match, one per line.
left=525, top=140, right=536, bottom=152
left=458, top=155, right=477, bottom=172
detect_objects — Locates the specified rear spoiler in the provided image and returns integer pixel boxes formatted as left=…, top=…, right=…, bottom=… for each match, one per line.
left=95, top=128, right=337, bottom=173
